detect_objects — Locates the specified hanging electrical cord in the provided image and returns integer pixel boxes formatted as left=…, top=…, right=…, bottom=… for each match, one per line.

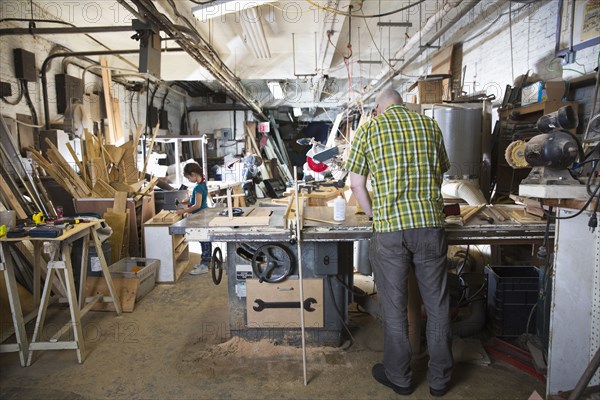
left=360, top=9, right=394, bottom=69
left=305, top=0, right=426, bottom=19
left=21, top=80, right=38, bottom=126
left=539, top=179, right=600, bottom=220
left=0, top=17, right=138, bottom=70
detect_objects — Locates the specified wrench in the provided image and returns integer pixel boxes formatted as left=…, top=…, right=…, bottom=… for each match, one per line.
left=252, top=298, right=317, bottom=312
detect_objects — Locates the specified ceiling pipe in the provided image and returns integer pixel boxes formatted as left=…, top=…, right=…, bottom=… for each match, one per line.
left=40, top=48, right=184, bottom=129
left=132, top=0, right=267, bottom=120
left=356, top=0, right=482, bottom=105
left=0, top=26, right=132, bottom=35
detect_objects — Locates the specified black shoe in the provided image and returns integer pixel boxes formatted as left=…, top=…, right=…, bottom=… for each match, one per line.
left=371, top=363, right=412, bottom=395
left=430, top=386, right=447, bottom=397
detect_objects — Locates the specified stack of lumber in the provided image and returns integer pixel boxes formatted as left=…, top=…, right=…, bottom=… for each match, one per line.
left=28, top=127, right=158, bottom=200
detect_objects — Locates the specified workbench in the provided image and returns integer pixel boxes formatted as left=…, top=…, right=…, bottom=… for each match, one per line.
left=171, top=204, right=551, bottom=346
left=0, top=220, right=122, bottom=365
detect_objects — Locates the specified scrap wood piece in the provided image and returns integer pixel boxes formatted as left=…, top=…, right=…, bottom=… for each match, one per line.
left=151, top=210, right=181, bottom=223
left=134, top=177, right=158, bottom=201
left=104, top=211, right=128, bottom=264
left=100, top=58, right=123, bottom=145
left=65, top=142, right=83, bottom=172
left=44, top=138, right=92, bottom=197
left=27, top=148, right=78, bottom=198
left=113, top=191, right=128, bottom=213
left=140, top=124, right=160, bottom=180
left=304, top=217, right=342, bottom=225
left=80, top=136, right=89, bottom=187
left=486, top=204, right=507, bottom=222
left=508, top=209, right=543, bottom=225
left=0, top=175, right=28, bottom=219
left=93, top=179, right=116, bottom=198
left=461, top=204, right=486, bottom=224
left=84, top=129, right=101, bottom=160
left=110, top=181, right=134, bottom=195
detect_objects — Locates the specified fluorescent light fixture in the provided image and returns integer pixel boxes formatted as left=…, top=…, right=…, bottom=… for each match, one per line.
left=192, top=0, right=278, bottom=22
left=241, top=7, right=271, bottom=58
left=267, top=81, right=285, bottom=100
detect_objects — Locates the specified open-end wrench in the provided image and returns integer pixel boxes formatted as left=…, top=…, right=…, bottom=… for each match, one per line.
left=252, top=297, right=317, bottom=312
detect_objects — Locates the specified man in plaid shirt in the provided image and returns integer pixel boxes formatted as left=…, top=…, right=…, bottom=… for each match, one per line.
left=346, top=89, right=452, bottom=397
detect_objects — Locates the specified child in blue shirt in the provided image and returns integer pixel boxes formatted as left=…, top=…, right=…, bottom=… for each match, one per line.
left=176, top=162, right=211, bottom=275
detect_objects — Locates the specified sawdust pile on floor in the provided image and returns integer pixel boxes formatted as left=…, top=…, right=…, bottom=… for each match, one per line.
left=187, top=337, right=340, bottom=361
left=175, top=337, right=351, bottom=380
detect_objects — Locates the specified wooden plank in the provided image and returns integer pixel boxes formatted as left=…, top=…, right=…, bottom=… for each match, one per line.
left=28, top=148, right=78, bottom=198
left=84, top=276, right=137, bottom=313
left=93, top=180, right=116, bottom=198
left=88, top=157, right=108, bottom=188
left=109, top=181, right=133, bottom=194
left=304, top=217, right=342, bottom=225
left=140, top=124, right=160, bottom=179
left=104, top=211, right=128, bottom=264
left=113, top=191, right=128, bottom=214
left=100, top=58, right=117, bottom=145
left=461, top=204, right=486, bottom=224
left=151, top=210, right=180, bottom=223
left=79, top=136, right=89, bottom=187
left=111, top=97, right=126, bottom=145
left=65, top=142, right=83, bottom=172
left=44, top=139, right=92, bottom=197
left=251, top=208, right=273, bottom=218
left=0, top=175, right=27, bottom=219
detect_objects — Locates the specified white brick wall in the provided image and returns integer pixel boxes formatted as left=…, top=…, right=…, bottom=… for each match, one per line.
left=398, top=0, right=598, bottom=101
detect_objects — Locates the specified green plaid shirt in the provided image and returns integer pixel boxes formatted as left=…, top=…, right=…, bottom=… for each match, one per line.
left=345, top=104, right=450, bottom=232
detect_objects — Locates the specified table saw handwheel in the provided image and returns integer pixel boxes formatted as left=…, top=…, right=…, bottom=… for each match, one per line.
left=210, top=247, right=223, bottom=285
left=251, top=243, right=295, bottom=283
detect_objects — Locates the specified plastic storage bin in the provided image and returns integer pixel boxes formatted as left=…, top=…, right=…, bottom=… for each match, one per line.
left=108, top=258, right=160, bottom=301
left=85, top=257, right=160, bottom=312
left=485, top=265, right=541, bottom=338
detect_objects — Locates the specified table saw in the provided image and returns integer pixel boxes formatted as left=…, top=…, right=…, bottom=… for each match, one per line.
left=170, top=203, right=551, bottom=346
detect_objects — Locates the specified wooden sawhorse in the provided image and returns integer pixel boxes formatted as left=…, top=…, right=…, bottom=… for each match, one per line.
left=0, top=220, right=121, bottom=365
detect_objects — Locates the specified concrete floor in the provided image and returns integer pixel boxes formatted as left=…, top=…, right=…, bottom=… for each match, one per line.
left=1, top=250, right=546, bottom=400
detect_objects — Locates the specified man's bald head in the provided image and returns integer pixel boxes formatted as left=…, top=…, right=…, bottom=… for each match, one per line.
left=375, top=89, right=403, bottom=115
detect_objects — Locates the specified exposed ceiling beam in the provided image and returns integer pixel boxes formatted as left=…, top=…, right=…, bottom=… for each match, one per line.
left=130, top=0, right=267, bottom=120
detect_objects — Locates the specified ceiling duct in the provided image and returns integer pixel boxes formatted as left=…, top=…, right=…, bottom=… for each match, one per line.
left=130, top=0, right=266, bottom=119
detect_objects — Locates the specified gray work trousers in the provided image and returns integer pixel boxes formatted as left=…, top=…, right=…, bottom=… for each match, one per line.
left=370, top=228, right=453, bottom=390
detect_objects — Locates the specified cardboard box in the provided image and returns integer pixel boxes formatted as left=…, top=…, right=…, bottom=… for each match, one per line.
left=521, top=81, right=544, bottom=105
left=418, top=80, right=444, bottom=104
left=522, top=80, right=567, bottom=105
